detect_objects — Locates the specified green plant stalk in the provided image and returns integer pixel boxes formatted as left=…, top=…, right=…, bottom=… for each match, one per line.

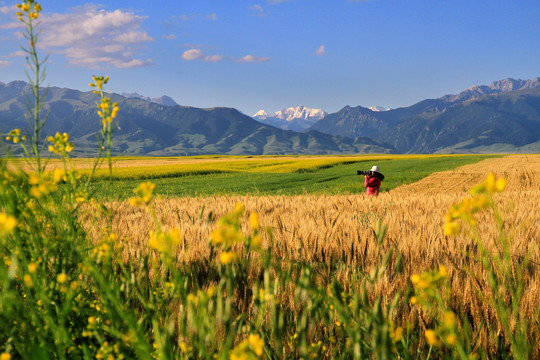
left=21, top=14, right=49, bottom=174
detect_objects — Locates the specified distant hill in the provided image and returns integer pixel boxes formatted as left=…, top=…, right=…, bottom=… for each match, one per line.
left=121, top=92, right=179, bottom=106
left=253, top=105, right=327, bottom=132
left=0, top=81, right=394, bottom=156
left=309, top=77, right=540, bottom=153
left=379, top=88, right=540, bottom=153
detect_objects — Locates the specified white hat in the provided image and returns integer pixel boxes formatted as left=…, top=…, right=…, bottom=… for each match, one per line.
left=370, top=165, right=380, bottom=173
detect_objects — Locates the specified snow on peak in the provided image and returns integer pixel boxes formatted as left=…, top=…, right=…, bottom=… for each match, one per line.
left=253, top=109, right=269, bottom=119
left=253, top=106, right=327, bottom=122
left=274, top=105, right=327, bottom=122
left=369, top=105, right=390, bottom=112
left=252, top=105, right=327, bottom=132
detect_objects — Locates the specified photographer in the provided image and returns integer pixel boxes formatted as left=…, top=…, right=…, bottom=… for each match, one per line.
left=358, top=165, right=384, bottom=196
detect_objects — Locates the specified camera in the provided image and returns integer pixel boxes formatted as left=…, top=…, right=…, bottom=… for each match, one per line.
left=357, top=170, right=384, bottom=180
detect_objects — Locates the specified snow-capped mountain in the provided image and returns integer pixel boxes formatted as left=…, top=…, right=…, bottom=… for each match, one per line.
left=368, top=105, right=390, bottom=112
left=122, top=92, right=179, bottom=106
left=252, top=105, right=327, bottom=132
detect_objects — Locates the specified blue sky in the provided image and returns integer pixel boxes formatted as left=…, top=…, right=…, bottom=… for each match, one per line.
left=1, top=0, right=539, bottom=116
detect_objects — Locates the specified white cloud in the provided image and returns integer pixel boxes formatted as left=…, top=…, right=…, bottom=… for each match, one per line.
left=207, top=13, right=218, bottom=20
left=182, top=49, right=225, bottom=62
left=204, top=55, right=224, bottom=62
left=0, top=60, right=12, bottom=68
left=268, top=0, right=294, bottom=4
left=182, top=49, right=205, bottom=60
left=250, top=5, right=268, bottom=17
left=0, top=20, right=21, bottom=30
left=13, top=5, right=156, bottom=69
left=315, top=45, right=325, bottom=56
left=5, top=50, right=25, bottom=58
left=115, top=59, right=153, bottom=68
left=238, top=55, right=270, bottom=63
left=162, top=34, right=176, bottom=40
left=0, top=6, right=11, bottom=15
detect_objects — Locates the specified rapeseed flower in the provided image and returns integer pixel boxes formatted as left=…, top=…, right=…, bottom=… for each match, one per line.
left=248, top=334, right=264, bottom=356
left=23, top=274, right=33, bottom=287
left=444, top=173, right=507, bottom=237
left=219, top=251, right=237, bottom=265
left=148, top=228, right=182, bottom=255
left=48, top=132, right=74, bottom=155
left=425, top=329, right=441, bottom=347
left=16, top=0, right=41, bottom=21
left=57, top=273, right=68, bottom=284
left=5, top=129, right=22, bottom=143
left=230, top=333, right=264, bottom=359
left=445, top=333, right=458, bottom=346
left=0, top=212, right=17, bottom=233
left=249, top=212, right=259, bottom=230
left=129, top=182, right=155, bottom=206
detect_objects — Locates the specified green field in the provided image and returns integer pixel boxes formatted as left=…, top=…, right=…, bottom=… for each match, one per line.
left=88, top=155, right=495, bottom=199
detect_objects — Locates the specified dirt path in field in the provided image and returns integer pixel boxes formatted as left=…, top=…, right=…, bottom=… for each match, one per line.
left=391, top=154, right=540, bottom=195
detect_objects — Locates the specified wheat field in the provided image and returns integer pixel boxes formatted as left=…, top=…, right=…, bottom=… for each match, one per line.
left=85, top=154, right=540, bottom=355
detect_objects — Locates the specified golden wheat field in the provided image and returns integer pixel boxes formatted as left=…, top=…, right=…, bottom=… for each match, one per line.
left=85, top=154, right=540, bottom=355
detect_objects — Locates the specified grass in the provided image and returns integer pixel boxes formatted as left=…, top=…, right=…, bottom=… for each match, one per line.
left=87, top=155, right=495, bottom=199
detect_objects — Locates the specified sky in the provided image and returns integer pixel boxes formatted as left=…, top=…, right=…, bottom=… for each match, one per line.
left=1, top=0, right=539, bottom=116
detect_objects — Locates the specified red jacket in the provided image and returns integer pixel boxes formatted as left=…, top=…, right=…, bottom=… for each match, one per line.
left=364, top=175, right=381, bottom=196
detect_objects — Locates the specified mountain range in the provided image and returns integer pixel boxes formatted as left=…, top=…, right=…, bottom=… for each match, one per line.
left=1, top=77, right=539, bottom=155
left=0, top=81, right=392, bottom=156
left=309, top=77, right=540, bottom=153
left=253, top=105, right=327, bottom=132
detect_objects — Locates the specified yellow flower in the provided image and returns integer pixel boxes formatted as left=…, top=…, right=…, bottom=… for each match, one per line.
left=75, top=192, right=88, bottom=203
left=425, top=329, right=440, bottom=347
left=438, top=265, right=448, bottom=278
left=0, top=213, right=17, bottom=233
left=445, top=333, right=458, bottom=346
left=391, top=327, right=403, bottom=342
left=28, top=262, right=38, bottom=273
left=495, top=177, right=507, bottom=192
left=251, top=234, right=262, bottom=248
left=57, top=273, right=68, bottom=284
left=186, top=293, right=198, bottom=305
left=248, top=334, right=264, bottom=356
left=443, top=311, right=456, bottom=327
left=443, top=221, right=460, bottom=236
left=53, top=168, right=65, bottom=184
left=219, top=251, right=237, bottom=265
left=410, top=274, right=420, bottom=284
left=128, top=197, right=143, bottom=207
left=210, top=228, right=224, bottom=245
left=249, top=212, right=259, bottom=230
left=23, top=274, right=33, bottom=287
left=416, top=279, right=430, bottom=290
left=1, top=352, right=11, bottom=360
left=130, top=182, right=155, bottom=206
left=235, top=203, right=245, bottom=213
left=148, top=228, right=182, bottom=255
